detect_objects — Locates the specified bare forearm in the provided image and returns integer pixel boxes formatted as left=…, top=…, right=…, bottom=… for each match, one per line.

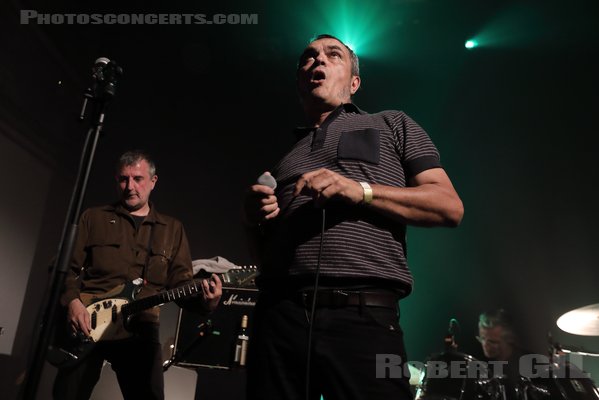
left=368, top=183, right=464, bottom=227
left=293, top=167, right=464, bottom=227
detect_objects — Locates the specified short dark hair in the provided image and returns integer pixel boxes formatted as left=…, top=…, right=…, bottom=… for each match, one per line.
left=479, top=309, right=517, bottom=345
left=116, top=150, right=156, bottom=177
left=300, top=34, right=360, bottom=77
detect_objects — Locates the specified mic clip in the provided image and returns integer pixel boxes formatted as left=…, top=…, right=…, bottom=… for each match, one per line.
left=91, top=58, right=123, bottom=101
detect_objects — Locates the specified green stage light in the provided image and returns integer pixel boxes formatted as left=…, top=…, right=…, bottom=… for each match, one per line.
left=298, top=0, right=394, bottom=59
left=465, top=39, right=478, bottom=49
left=466, top=3, right=548, bottom=49
left=343, top=41, right=357, bottom=53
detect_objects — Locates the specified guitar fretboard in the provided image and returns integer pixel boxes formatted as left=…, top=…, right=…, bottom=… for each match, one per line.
left=120, top=266, right=257, bottom=316
left=124, top=280, right=202, bottom=315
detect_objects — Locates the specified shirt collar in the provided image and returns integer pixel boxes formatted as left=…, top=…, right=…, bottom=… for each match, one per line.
left=109, top=202, right=167, bottom=225
left=294, top=103, right=365, bottom=139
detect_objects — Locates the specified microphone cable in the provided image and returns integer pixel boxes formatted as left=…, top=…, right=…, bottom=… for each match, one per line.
left=305, top=207, right=326, bottom=400
left=257, top=171, right=326, bottom=399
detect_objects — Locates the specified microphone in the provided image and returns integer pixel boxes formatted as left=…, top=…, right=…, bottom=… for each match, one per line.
left=444, top=318, right=460, bottom=350
left=93, top=57, right=111, bottom=69
left=448, top=318, right=460, bottom=336
left=91, top=57, right=123, bottom=99
left=92, top=57, right=121, bottom=81
left=257, top=172, right=277, bottom=189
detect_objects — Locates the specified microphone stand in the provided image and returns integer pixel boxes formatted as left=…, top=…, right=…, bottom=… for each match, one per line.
left=20, top=60, right=122, bottom=400
left=444, top=318, right=459, bottom=352
left=163, top=321, right=214, bottom=372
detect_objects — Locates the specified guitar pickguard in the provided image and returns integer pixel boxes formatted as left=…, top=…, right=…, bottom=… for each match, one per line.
left=86, top=298, right=132, bottom=342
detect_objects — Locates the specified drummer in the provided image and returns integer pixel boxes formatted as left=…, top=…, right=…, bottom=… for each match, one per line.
left=477, top=309, right=526, bottom=399
left=477, top=309, right=521, bottom=362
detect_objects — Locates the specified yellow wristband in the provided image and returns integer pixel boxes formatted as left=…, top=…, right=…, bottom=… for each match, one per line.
left=359, top=182, right=373, bottom=204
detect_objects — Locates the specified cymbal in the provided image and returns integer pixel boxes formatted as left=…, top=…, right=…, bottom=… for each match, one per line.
left=559, top=344, right=599, bottom=357
left=557, top=303, right=599, bottom=336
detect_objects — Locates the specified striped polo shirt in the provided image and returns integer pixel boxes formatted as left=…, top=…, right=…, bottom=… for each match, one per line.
left=258, top=103, right=442, bottom=292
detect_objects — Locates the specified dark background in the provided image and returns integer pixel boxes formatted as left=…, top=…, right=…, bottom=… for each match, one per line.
left=1, top=0, right=599, bottom=398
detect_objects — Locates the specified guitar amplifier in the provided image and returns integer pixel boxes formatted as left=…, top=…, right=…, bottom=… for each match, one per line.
left=172, top=286, right=258, bottom=369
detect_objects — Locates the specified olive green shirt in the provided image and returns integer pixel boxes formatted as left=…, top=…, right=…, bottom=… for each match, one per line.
left=61, top=203, right=195, bottom=323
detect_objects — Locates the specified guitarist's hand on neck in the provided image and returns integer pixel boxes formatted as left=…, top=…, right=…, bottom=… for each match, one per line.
left=201, top=273, right=223, bottom=312
left=68, top=298, right=91, bottom=337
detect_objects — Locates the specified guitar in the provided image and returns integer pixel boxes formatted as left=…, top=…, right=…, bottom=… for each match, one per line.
left=48, top=266, right=257, bottom=368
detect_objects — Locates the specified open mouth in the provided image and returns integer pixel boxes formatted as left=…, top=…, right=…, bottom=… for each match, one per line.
left=311, top=70, right=326, bottom=83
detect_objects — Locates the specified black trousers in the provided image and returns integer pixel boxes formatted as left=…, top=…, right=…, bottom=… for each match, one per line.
left=53, top=322, right=164, bottom=400
left=246, top=292, right=413, bottom=400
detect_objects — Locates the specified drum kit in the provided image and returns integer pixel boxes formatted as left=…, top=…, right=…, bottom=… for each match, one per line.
left=412, top=304, right=599, bottom=400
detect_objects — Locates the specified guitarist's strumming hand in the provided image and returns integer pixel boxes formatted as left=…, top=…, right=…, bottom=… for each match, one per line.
left=68, top=298, right=91, bottom=336
left=201, top=273, right=223, bottom=312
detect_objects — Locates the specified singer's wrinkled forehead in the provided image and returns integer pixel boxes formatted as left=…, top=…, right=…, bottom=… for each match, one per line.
left=298, top=38, right=349, bottom=67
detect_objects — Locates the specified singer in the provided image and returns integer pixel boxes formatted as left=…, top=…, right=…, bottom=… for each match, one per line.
left=52, top=150, right=222, bottom=400
left=243, top=34, right=464, bottom=400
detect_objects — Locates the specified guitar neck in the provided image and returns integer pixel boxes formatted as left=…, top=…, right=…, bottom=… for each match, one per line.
left=125, top=280, right=202, bottom=315
left=123, top=266, right=257, bottom=316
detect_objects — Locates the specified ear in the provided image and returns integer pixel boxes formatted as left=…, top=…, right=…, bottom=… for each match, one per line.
left=350, top=75, right=361, bottom=95
left=150, top=175, right=158, bottom=189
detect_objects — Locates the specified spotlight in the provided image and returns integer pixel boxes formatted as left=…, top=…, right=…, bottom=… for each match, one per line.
left=465, top=39, right=478, bottom=49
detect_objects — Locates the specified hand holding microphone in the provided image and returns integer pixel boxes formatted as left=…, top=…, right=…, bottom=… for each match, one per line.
left=244, top=172, right=280, bottom=226
left=257, top=172, right=277, bottom=190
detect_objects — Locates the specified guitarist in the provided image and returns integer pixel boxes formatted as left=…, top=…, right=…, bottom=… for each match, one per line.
left=52, top=150, right=222, bottom=400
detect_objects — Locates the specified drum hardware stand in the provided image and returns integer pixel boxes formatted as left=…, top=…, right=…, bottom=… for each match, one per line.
left=492, top=376, right=507, bottom=400
left=547, top=331, right=573, bottom=379
left=163, top=320, right=214, bottom=371
left=517, top=377, right=551, bottom=400
left=475, top=375, right=508, bottom=400
left=445, top=319, right=469, bottom=400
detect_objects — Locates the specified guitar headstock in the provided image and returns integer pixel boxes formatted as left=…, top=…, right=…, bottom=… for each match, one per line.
left=196, top=265, right=257, bottom=288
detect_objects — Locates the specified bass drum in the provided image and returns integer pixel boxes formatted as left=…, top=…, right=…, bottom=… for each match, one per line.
left=415, top=351, right=495, bottom=400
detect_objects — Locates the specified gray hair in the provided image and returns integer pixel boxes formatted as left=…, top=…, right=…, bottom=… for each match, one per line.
left=116, top=150, right=156, bottom=177
left=478, top=309, right=517, bottom=345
